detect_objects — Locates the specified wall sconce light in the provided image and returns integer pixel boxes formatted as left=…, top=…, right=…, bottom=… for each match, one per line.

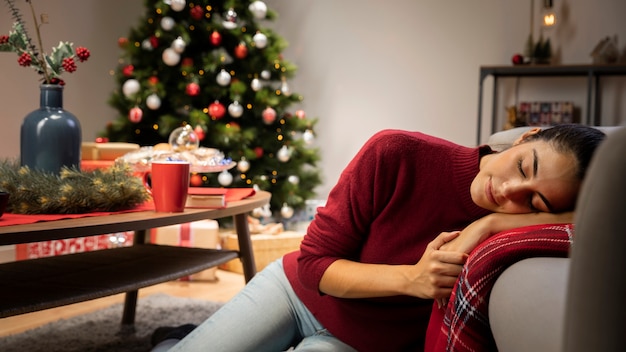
left=542, top=0, right=556, bottom=28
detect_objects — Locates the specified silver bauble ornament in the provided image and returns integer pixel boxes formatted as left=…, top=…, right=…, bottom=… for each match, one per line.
left=160, top=16, right=175, bottom=31
left=172, top=36, right=186, bottom=53
left=162, top=48, right=180, bottom=66
left=277, top=145, right=291, bottom=162
left=281, top=203, right=294, bottom=219
left=248, top=1, right=268, bottom=19
left=303, top=129, right=315, bottom=144
left=260, top=70, right=271, bottom=80
left=170, top=0, right=186, bottom=12
left=146, top=93, right=162, bottom=110
left=218, top=170, right=233, bottom=186
left=287, top=175, right=300, bottom=185
left=251, top=78, right=262, bottom=91
left=216, top=69, right=231, bottom=86
left=253, top=32, right=268, bottom=49
left=223, top=8, right=238, bottom=29
left=122, top=79, right=141, bottom=97
left=228, top=101, right=244, bottom=118
left=237, top=157, right=250, bottom=172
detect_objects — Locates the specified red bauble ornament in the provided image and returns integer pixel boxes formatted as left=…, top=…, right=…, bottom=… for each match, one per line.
left=190, top=173, right=203, bottom=187
left=512, top=53, right=524, bottom=65
left=254, top=147, right=264, bottom=158
left=208, top=101, right=226, bottom=119
left=149, top=35, right=159, bottom=49
left=210, top=31, right=222, bottom=46
left=95, top=137, right=109, bottom=143
left=148, top=76, right=159, bottom=85
left=122, top=65, right=134, bottom=77
left=262, top=107, right=277, bottom=124
left=118, top=37, right=129, bottom=48
left=129, top=107, right=143, bottom=123
left=234, top=42, right=248, bottom=59
left=181, top=57, right=194, bottom=67
left=190, top=5, right=204, bottom=20
left=295, top=109, right=306, bottom=119
left=194, top=125, right=206, bottom=141
left=186, top=82, right=200, bottom=96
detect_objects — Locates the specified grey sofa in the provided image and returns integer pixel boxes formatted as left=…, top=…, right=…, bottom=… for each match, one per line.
left=486, top=125, right=625, bottom=351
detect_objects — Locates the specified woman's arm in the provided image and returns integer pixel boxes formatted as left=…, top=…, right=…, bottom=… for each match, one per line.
left=441, top=211, right=574, bottom=254
left=319, top=232, right=467, bottom=300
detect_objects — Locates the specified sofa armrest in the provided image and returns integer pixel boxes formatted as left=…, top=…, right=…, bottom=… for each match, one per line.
left=489, top=257, right=569, bottom=352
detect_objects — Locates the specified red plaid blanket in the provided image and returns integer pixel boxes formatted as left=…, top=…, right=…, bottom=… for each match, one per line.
left=426, top=223, right=573, bottom=352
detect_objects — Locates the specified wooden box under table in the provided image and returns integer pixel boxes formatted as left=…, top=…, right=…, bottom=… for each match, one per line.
left=220, top=231, right=305, bottom=273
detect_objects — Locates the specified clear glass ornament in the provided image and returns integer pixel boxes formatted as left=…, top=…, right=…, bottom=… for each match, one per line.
left=169, top=125, right=199, bottom=151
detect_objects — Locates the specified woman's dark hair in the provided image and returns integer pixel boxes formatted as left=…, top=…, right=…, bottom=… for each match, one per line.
left=522, top=124, right=606, bottom=180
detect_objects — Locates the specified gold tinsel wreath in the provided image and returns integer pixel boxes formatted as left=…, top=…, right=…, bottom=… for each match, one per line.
left=0, top=160, right=150, bottom=214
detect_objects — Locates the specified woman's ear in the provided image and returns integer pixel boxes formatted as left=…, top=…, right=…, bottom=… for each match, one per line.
left=512, top=127, right=542, bottom=146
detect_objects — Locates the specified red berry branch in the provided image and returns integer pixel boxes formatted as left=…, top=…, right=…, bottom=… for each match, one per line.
left=0, top=0, right=90, bottom=84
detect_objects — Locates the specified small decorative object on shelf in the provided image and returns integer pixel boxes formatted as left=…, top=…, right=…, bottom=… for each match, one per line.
left=0, top=0, right=90, bottom=174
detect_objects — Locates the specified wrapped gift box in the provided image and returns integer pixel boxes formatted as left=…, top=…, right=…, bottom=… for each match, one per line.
left=220, top=231, right=305, bottom=274
left=16, top=232, right=134, bottom=260
left=150, top=219, right=220, bottom=281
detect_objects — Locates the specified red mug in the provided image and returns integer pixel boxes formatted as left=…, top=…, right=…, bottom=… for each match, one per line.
left=143, top=160, right=190, bottom=212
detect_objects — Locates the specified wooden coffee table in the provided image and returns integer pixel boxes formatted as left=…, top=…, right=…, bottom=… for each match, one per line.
left=0, top=191, right=271, bottom=324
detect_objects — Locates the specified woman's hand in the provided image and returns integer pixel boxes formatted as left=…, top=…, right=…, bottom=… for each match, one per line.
left=404, top=231, right=468, bottom=300
left=318, top=232, right=467, bottom=300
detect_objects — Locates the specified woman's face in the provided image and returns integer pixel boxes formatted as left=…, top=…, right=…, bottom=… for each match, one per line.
left=471, top=140, right=580, bottom=214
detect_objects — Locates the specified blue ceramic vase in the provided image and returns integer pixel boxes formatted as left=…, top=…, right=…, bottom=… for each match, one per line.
left=20, top=84, right=82, bottom=174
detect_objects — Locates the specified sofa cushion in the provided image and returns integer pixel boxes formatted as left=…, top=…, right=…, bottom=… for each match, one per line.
left=486, top=126, right=622, bottom=151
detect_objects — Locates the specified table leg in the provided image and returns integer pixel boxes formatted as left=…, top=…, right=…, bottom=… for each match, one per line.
left=121, top=229, right=148, bottom=325
left=234, top=213, right=257, bottom=282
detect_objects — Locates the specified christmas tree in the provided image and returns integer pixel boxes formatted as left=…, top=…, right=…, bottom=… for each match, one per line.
left=102, top=0, right=322, bottom=220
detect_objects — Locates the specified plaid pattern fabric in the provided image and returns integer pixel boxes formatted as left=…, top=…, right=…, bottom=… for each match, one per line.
left=431, top=223, right=573, bottom=352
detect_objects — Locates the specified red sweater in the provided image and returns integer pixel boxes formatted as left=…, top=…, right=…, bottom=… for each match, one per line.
left=283, top=130, right=492, bottom=351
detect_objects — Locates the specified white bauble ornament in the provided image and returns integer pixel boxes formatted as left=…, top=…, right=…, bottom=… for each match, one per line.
left=146, top=93, right=162, bottom=110
left=170, top=0, right=186, bottom=12
left=281, top=203, right=294, bottom=219
left=228, top=101, right=244, bottom=118
left=253, top=32, right=268, bottom=49
left=122, top=79, right=141, bottom=97
left=237, top=157, right=250, bottom=172
left=169, top=125, right=199, bottom=151
left=216, top=69, right=231, bottom=86
left=218, top=170, right=233, bottom=186
left=160, top=16, right=175, bottom=31
left=141, top=39, right=153, bottom=50
left=248, top=1, right=268, bottom=19
left=172, top=36, right=186, bottom=53
left=260, top=70, right=271, bottom=80
left=162, top=48, right=180, bottom=66
left=303, top=129, right=315, bottom=145
left=222, top=8, right=238, bottom=29
left=287, top=175, right=300, bottom=185
left=280, top=80, right=291, bottom=96
left=251, top=78, right=262, bottom=91
left=277, top=145, right=291, bottom=162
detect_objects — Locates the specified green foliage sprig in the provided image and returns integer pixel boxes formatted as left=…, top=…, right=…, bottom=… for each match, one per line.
left=0, top=160, right=149, bottom=214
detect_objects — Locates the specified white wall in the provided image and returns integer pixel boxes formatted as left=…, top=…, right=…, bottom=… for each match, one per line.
left=1, top=0, right=624, bottom=199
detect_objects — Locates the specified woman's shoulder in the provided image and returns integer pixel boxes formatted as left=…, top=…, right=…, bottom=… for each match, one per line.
left=365, top=129, right=458, bottom=151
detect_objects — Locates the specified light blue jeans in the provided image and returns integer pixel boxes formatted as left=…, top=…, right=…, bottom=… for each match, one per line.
left=155, top=259, right=357, bottom=352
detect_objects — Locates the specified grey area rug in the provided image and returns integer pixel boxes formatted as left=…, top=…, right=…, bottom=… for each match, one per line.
left=0, top=294, right=223, bottom=352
